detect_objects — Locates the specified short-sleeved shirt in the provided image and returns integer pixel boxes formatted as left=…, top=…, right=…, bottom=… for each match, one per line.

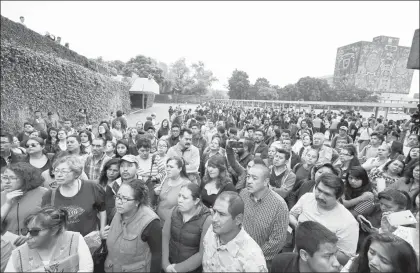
left=202, top=226, right=268, bottom=272
left=290, top=193, right=359, bottom=256
left=41, top=180, right=106, bottom=236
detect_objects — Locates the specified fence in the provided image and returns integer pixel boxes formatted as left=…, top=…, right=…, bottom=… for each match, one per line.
left=155, top=94, right=211, bottom=104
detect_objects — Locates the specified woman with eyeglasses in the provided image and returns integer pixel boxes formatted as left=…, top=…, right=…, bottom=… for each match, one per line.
left=1, top=163, right=47, bottom=246
left=98, top=158, right=121, bottom=224
left=342, top=167, right=374, bottom=216
left=22, top=137, right=52, bottom=173
left=156, top=157, right=191, bottom=226
left=343, top=233, right=418, bottom=273
left=333, top=144, right=360, bottom=182
left=162, top=183, right=211, bottom=273
left=155, top=139, right=169, bottom=161
left=103, top=180, right=162, bottom=273
left=369, top=159, right=405, bottom=196
left=40, top=155, right=107, bottom=238
left=4, top=206, right=93, bottom=272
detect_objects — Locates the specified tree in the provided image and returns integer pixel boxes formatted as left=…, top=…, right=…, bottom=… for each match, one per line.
left=123, top=55, right=165, bottom=85
left=207, top=89, right=229, bottom=99
left=168, top=58, right=194, bottom=94
left=228, top=69, right=250, bottom=100
left=187, top=61, right=218, bottom=95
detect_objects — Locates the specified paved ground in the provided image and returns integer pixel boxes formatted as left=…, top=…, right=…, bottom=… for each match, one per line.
left=126, top=103, right=198, bottom=127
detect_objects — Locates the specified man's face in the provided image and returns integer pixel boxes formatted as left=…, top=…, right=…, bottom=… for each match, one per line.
left=171, top=127, right=180, bottom=138
left=335, top=139, right=347, bottom=151
left=281, top=133, right=290, bottom=141
left=246, top=166, right=267, bottom=194
left=253, top=131, right=264, bottom=143
left=301, top=121, right=307, bottom=128
left=64, top=121, right=72, bottom=129
left=370, top=136, right=380, bottom=145
left=208, top=122, right=214, bottom=129
left=407, top=135, right=419, bottom=147
left=147, top=129, right=155, bottom=136
left=0, top=137, right=11, bottom=152
left=91, top=139, right=105, bottom=156
left=282, top=140, right=292, bottom=153
left=339, top=129, right=346, bottom=136
left=211, top=199, right=238, bottom=236
left=273, top=152, right=287, bottom=167
left=179, top=132, right=192, bottom=148
left=313, top=135, right=324, bottom=146
left=303, top=242, right=341, bottom=273
left=191, top=126, right=200, bottom=136
left=247, top=130, right=254, bottom=138
left=120, top=161, right=137, bottom=181
left=314, top=181, right=338, bottom=209
left=24, top=124, right=33, bottom=133
left=35, top=111, right=41, bottom=118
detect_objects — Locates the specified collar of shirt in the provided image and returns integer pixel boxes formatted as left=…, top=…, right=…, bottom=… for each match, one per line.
left=249, top=187, right=270, bottom=203
left=215, top=228, right=246, bottom=257
left=110, top=178, right=123, bottom=195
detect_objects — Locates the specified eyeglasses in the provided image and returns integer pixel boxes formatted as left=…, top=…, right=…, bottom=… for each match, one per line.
left=25, top=143, right=40, bottom=148
left=1, top=176, right=18, bottom=182
left=21, top=227, right=49, bottom=236
left=114, top=195, right=136, bottom=204
left=52, top=169, right=72, bottom=175
left=340, top=152, right=352, bottom=156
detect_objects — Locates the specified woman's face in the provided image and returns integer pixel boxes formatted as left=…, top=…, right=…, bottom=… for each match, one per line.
left=105, top=142, right=114, bottom=153
left=348, top=175, right=363, bottom=188
left=136, top=122, right=143, bottom=130
left=98, top=126, right=106, bottom=134
left=207, top=165, right=220, bottom=179
left=115, top=122, right=121, bottom=129
left=54, top=163, right=77, bottom=186
left=163, top=120, right=168, bottom=127
left=1, top=169, right=23, bottom=192
left=314, top=167, right=334, bottom=181
left=66, top=137, right=81, bottom=152
left=49, top=130, right=57, bottom=139
left=302, top=135, right=311, bottom=146
left=13, top=136, right=20, bottom=146
left=409, top=148, right=419, bottom=160
left=26, top=139, right=43, bottom=155
left=210, top=139, right=220, bottom=151
left=79, top=133, right=89, bottom=143
left=379, top=198, right=401, bottom=213
left=387, top=161, right=404, bottom=175
left=178, top=186, right=196, bottom=213
left=57, top=130, right=67, bottom=140
left=106, top=164, right=120, bottom=181
left=367, top=241, right=394, bottom=272
left=268, top=146, right=276, bottom=159
left=339, top=149, right=353, bottom=163
left=157, top=141, right=168, bottom=155
left=116, top=144, right=127, bottom=157
left=29, top=131, right=39, bottom=138
left=131, top=128, right=138, bottom=137
left=273, top=152, right=287, bottom=167
left=166, top=160, right=181, bottom=179
left=115, top=184, right=139, bottom=215
left=25, top=218, right=56, bottom=250
left=413, top=165, right=420, bottom=181
left=138, top=147, right=150, bottom=160
left=305, top=150, right=318, bottom=165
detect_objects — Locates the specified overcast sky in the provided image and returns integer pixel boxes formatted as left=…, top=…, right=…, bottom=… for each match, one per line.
left=1, top=1, right=419, bottom=94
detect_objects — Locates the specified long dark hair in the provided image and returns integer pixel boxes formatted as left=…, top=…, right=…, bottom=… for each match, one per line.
left=202, top=155, right=232, bottom=189
left=341, top=144, right=360, bottom=168
left=115, top=139, right=130, bottom=158
left=46, top=127, right=58, bottom=145
left=98, top=123, right=113, bottom=142
left=166, top=156, right=188, bottom=179
left=99, top=158, right=121, bottom=187
left=349, top=233, right=418, bottom=273
left=345, top=166, right=372, bottom=199
left=404, top=146, right=419, bottom=164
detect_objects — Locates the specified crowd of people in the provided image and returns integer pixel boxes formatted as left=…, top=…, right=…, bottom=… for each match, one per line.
left=0, top=102, right=419, bottom=272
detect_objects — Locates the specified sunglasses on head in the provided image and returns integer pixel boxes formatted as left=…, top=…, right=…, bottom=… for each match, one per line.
left=21, top=227, right=49, bottom=236
left=26, top=143, right=39, bottom=148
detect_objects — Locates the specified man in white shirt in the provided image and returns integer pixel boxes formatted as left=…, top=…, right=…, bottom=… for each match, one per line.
left=403, top=134, right=420, bottom=156
left=202, top=191, right=268, bottom=272
left=289, top=173, right=359, bottom=266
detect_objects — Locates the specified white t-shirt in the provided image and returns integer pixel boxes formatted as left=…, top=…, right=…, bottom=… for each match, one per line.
left=290, top=193, right=359, bottom=256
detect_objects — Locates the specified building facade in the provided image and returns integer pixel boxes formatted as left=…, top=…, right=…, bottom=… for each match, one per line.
left=333, top=36, right=414, bottom=94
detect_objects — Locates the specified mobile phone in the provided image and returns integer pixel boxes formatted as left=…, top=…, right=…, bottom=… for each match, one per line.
left=360, top=217, right=373, bottom=228
left=387, top=210, right=418, bottom=226
left=230, top=141, right=244, bottom=149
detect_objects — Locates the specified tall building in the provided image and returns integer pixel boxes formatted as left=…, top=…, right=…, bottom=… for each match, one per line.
left=333, top=36, right=414, bottom=94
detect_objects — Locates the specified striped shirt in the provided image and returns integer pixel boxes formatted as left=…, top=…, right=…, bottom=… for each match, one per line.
left=136, top=155, right=166, bottom=181
left=240, top=188, right=289, bottom=261
left=84, top=153, right=112, bottom=181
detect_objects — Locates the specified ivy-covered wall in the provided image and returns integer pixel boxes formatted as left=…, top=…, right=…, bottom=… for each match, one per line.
left=1, top=41, right=130, bottom=134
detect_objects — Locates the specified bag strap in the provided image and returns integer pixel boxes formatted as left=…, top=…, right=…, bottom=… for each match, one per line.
left=50, top=189, right=56, bottom=206
left=149, top=154, right=156, bottom=178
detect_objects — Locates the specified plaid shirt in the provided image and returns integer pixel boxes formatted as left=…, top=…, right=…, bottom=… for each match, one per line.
left=84, top=153, right=112, bottom=181
left=240, top=188, right=289, bottom=261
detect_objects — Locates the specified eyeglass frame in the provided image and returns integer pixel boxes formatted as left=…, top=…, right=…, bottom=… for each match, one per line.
left=52, top=169, right=73, bottom=175
left=21, top=227, right=50, bottom=236
left=1, top=175, right=19, bottom=182
left=113, top=195, right=136, bottom=204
